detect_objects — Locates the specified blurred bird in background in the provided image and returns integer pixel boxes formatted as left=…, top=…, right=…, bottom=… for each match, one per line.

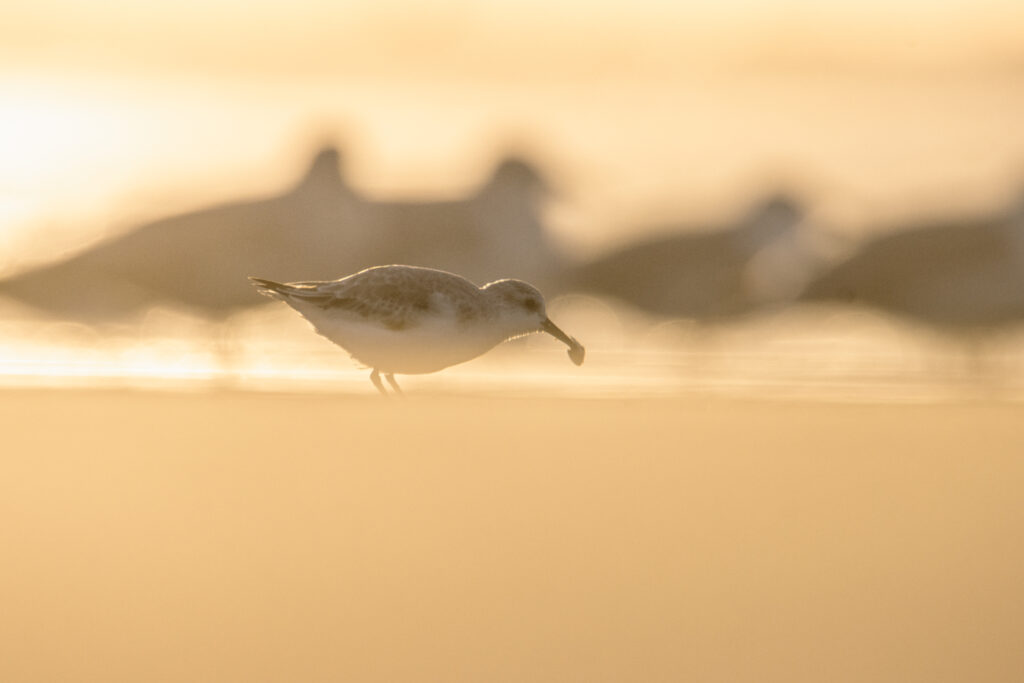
left=563, top=194, right=827, bottom=322
left=0, top=147, right=565, bottom=324
left=800, top=191, right=1024, bottom=338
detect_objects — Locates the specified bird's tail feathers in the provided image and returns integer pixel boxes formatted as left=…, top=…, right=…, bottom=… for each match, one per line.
left=250, top=277, right=334, bottom=305
left=249, top=276, right=294, bottom=300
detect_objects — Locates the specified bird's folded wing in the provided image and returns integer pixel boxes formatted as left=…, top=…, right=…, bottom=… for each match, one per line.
left=290, top=277, right=436, bottom=330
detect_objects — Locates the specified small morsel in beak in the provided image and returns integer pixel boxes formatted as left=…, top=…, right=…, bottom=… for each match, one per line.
left=541, top=317, right=586, bottom=366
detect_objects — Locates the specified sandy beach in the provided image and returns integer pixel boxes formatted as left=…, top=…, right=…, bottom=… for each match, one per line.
left=2, top=388, right=1022, bottom=682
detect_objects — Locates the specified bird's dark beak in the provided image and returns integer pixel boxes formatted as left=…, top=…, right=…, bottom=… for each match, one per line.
left=541, top=317, right=585, bottom=366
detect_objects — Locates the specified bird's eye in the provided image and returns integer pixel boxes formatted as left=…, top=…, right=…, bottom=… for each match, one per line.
left=524, top=298, right=539, bottom=312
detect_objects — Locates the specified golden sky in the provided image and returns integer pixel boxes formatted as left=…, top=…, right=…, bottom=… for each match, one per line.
left=2, top=0, right=1022, bottom=81
left=2, top=0, right=1023, bottom=269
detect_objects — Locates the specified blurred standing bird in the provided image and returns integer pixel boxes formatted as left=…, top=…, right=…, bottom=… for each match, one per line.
left=353, top=155, right=564, bottom=291
left=0, top=149, right=565, bottom=322
left=565, top=194, right=816, bottom=320
left=0, top=146, right=362, bottom=321
left=800, top=192, right=1024, bottom=335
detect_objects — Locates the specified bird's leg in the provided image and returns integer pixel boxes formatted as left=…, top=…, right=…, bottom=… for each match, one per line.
left=369, top=368, right=388, bottom=396
left=385, top=373, right=403, bottom=395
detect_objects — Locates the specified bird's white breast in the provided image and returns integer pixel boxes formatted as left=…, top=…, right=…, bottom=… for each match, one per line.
left=292, top=299, right=501, bottom=374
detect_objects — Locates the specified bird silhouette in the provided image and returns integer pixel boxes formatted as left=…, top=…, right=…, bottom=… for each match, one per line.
left=800, top=192, right=1024, bottom=334
left=0, top=148, right=564, bottom=324
left=351, top=155, right=563, bottom=290
left=565, top=194, right=813, bottom=320
left=0, top=147, right=361, bottom=321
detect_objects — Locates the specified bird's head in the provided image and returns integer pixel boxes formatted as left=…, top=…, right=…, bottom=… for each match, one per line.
left=483, top=279, right=585, bottom=365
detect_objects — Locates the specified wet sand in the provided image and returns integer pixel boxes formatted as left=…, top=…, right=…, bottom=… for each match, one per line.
left=2, top=389, right=1022, bottom=682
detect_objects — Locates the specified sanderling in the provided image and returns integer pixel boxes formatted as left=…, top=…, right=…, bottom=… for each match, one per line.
left=250, top=265, right=585, bottom=394
left=800, top=191, right=1024, bottom=333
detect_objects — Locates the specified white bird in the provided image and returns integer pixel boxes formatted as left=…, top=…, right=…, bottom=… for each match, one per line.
left=250, top=265, right=585, bottom=394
